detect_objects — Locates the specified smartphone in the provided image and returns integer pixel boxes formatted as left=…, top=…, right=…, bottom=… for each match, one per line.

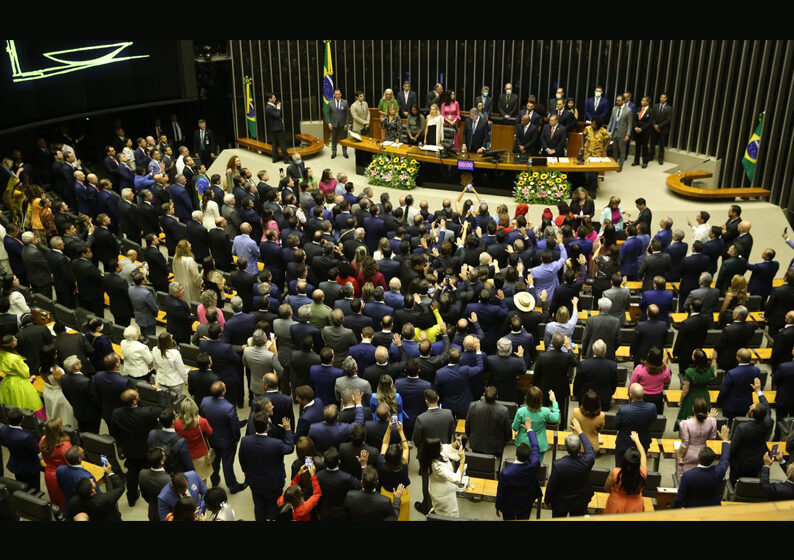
left=100, top=455, right=108, bottom=467
left=269, top=332, right=275, bottom=341
left=391, top=415, right=399, bottom=424
left=305, top=457, right=313, bottom=468
left=770, top=444, right=779, bottom=458
left=466, top=184, right=473, bottom=192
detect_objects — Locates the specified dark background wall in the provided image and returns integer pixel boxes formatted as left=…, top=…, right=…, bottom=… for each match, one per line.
left=230, top=39, right=794, bottom=215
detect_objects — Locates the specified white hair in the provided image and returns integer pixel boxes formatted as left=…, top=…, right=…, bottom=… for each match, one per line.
left=496, top=338, right=513, bottom=357
left=63, top=355, right=81, bottom=373
left=592, top=339, right=607, bottom=357
left=223, top=194, right=235, bottom=205
left=598, top=298, right=612, bottom=313
left=124, top=324, right=141, bottom=341
left=121, top=188, right=133, bottom=199
left=21, top=231, right=35, bottom=244
left=192, top=210, right=203, bottom=221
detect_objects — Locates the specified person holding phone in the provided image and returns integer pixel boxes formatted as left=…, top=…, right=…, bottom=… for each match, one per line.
left=376, top=417, right=411, bottom=520
left=418, top=435, right=466, bottom=518
left=276, top=462, right=322, bottom=521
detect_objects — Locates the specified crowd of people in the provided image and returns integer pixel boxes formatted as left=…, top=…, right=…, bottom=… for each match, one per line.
left=0, top=107, right=792, bottom=522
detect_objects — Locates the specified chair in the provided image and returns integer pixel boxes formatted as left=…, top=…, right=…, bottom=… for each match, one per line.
left=748, top=329, right=765, bottom=348
left=644, top=471, right=662, bottom=498
left=119, top=237, right=142, bottom=255
left=109, top=323, right=127, bottom=344
left=777, top=416, right=794, bottom=442
left=74, top=307, right=96, bottom=327
left=145, top=334, right=159, bottom=349
left=156, top=291, right=169, bottom=308
left=746, top=295, right=762, bottom=312
left=707, top=369, right=725, bottom=389
left=602, top=412, right=617, bottom=435
left=731, top=478, right=767, bottom=503
left=464, top=452, right=499, bottom=480
left=0, top=403, right=7, bottom=424
left=572, top=324, right=584, bottom=344
left=0, top=477, right=29, bottom=494
left=649, top=415, right=667, bottom=439
left=441, top=125, right=455, bottom=150
left=62, top=424, right=82, bottom=447
left=578, top=294, right=593, bottom=311
left=53, top=303, right=78, bottom=327
left=715, top=416, right=729, bottom=433
left=538, top=324, right=547, bottom=340
left=588, top=467, right=611, bottom=493
left=665, top=330, right=675, bottom=346
left=80, top=432, right=123, bottom=472
left=616, top=367, right=628, bottom=387
left=16, top=285, right=32, bottom=304
left=702, top=330, right=722, bottom=348
left=20, top=408, right=43, bottom=440
left=619, top=328, right=636, bottom=345
left=12, top=490, right=54, bottom=521
left=31, top=293, right=55, bottom=314
left=495, top=400, right=518, bottom=421
left=133, top=380, right=172, bottom=409
left=178, top=343, right=200, bottom=367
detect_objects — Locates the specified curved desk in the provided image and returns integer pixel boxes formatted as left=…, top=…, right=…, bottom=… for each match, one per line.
left=666, top=170, right=771, bottom=200
left=235, top=133, right=324, bottom=158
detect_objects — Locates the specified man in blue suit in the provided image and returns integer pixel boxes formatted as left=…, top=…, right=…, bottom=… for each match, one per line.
left=639, top=276, right=675, bottom=324
left=157, top=471, right=207, bottom=520
left=384, top=280, right=405, bottom=311
left=584, top=86, right=610, bottom=122
left=0, top=408, right=41, bottom=490
left=95, top=354, right=135, bottom=434
left=434, top=345, right=484, bottom=419
left=348, top=328, right=377, bottom=373
left=310, top=347, right=344, bottom=407
left=495, top=419, right=541, bottom=520
left=678, top=241, right=712, bottom=311
left=717, top=349, right=761, bottom=421
left=747, top=248, right=780, bottom=306
left=673, top=427, right=730, bottom=508
left=619, top=225, right=643, bottom=280
left=759, top=451, right=794, bottom=502
left=200, top=381, right=246, bottom=493
left=307, top=392, right=365, bottom=452
left=239, top=411, right=295, bottom=520
left=295, top=385, right=325, bottom=438
left=464, top=290, right=509, bottom=354
left=394, top=363, right=431, bottom=439
left=651, top=217, right=674, bottom=250
left=702, top=226, right=725, bottom=275
left=614, top=383, right=658, bottom=467
left=664, top=230, right=688, bottom=282
left=223, top=296, right=257, bottom=347
left=544, top=419, right=595, bottom=517
left=259, top=230, right=284, bottom=287
left=362, top=288, right=394, bottom=328
left=363, top=206, right=386, bottom=254
left=56, top=446, right=97, bottom=518
left=290, top=307, right=324, bottom=355
left=199, top=324, right=244, bottom=408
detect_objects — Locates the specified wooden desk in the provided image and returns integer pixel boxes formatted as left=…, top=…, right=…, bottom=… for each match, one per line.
left=0, top=370, right=45, bottom=393
left=236, top=134, right=324, bottom=158
left=82, top=461, right=105, bottom=484
left=666, top=171, right=771, bottom=200
left=339, top=136, right=620, bottom=172
left=557, top=500, right=794, bottom=521
left=625, top=281, right=674, bottom=291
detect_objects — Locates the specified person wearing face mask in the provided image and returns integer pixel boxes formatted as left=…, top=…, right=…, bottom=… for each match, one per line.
left=475, top=86, right=493, bottom=118
left=548, top=87, right=566, bottom=118
left=585, top=86, right=610, bottom=123
left=498, top=83, right=520, bottom=122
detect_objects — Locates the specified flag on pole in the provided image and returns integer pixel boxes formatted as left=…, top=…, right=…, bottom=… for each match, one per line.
left=742, top=112, right=763, bottom=182
left=322, top=40, right=334, bottom=124
left=244, top=76, right=257, bottom=139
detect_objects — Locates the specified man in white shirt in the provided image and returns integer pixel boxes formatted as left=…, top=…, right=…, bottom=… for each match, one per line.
left=688, top=211, right=712, bottom=244
left=175, top=146, right=189, bottom=176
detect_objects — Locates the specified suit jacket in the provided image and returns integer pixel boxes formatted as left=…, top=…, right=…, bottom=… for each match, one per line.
left=394, top=376, right=431, bottom=430
left=631, top=320, right=669, bottom=366
left=207, top=228, right=233, bottom=272
left=619, top=236, right=643, bottom=278
left=680, top=253, right=713, bottom=307
left=462, top=116, right=491, bottom=152
left=673, top=313, right=712, bottom=371
left=159, top=215, right=184, bottom=256
left=434, top=355, right=484, bottom=418
left=103, top=272, right=133, bottom=322
left=716, top=256, right=748, bottom=294
left=465, top=400, right=512, bottom=456
left=344, top=489, right=399, bottom=521
left=639, top=289, right=674, bottom=324
left=187, top=370, right=220, bottom=405
left=485, top=354, right=526, bottom=405
left=90, top=226, right=119, bottom=268
left=747, top=260, right=780, bottom=301
left=573, top=357, right=618, bottom=412
left=21, top=245, right=52, bottom=287
left=540, top=123, right=567, bottom=155
left=95, top=370, right=135, bottom=427
left=544, top=432, right=596, bottom=512
left=650, top=103, right=672, bottom=132
left=162, top=295, right=194, bottom=344
left=327, top=98, right=350, bottom=128
left=632, top=106, right=652, bottom=136
left=223, top=312, right=257, bottom=346
left=142, top=246, right=169, bottom=292
left=717, top=364, right=761, bottom=418
left=638, top=252, right=671, bottom=291
left=72, top=257, right=103, bottom=306
left=230, top=269, right=257, bottom=313
left=265, top=103, right=285, bottom=132
left=186, top=220, right=209, bottom=263
left=772, top=326, right=794, bottom=374
left=138, top=201, right=160, bottom=240
left=316, top=467, right=362, bottom=520
left=412, top=407, right=456, bottom=462
left=585, top=97, right=610, bottom=122
left=729, top=395, right=772, bottom=477
left=768, top=284, right=794, bottom=335
left=497, top=92, right=520, bottom=118
left=0, top=425, right=40, bottom=476
left=119, top=199, right=141, bottom=242
left=199, top=396, right=241, bottom=450
left=56, top=464, right=97, bottom=516
left=514, top=121, right=540, bottom=153
left=157, top=471, right=206, bottom=521
left=760, top=465, right=794, bottom=502
left=607, top=104, right=633, bottom=138
left=496, top=430, right=542, bottom=514
left=663, top=241, right=689, bottom=282
left=4, top=235, right=25, bottom=284
left=396, top=90, right=417, bottom=116
left=148, top=429, right=194, bottom=473
left=614, top=401, right=657, bottom=457
left=533, top=349, right=578, bottom=405
left=702, top=238, right=724, bottom=274
left=295, top=399, right=325, bottom=439
left=673, top=442, right=730, bottom=508
left=582, top=313, right=621, bottom=359
left=192, top=128, right=215, bottom=157
left=55, top=333, right=96, bottom=373
left=139, top=468, right=171, bottom=521
left=67, top=470, right=125, bottom=522
left=715, top=321, right=757, bottom=371
left=239, top=430, right=295, bottom=490
left=683, top=286, right=721, bottom=315
left=111, top=404, right=162, bottom=460
left=307, top=407, right=364, bottom=452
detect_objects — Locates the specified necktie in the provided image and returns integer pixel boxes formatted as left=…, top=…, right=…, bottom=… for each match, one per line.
left=617, top=107, right=622, bottom=120
left=472, top=119, right=477, bottom=135
left=201, top=130, right=205, bottom=145
left=337, top=100, right=340, bottom=110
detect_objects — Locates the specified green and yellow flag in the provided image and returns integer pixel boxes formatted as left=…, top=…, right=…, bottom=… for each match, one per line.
left=742, top=112, right=763, bottom=181
left=322, top=40, right=334, bottom=123
left=244, top=76, right=257, bottom=139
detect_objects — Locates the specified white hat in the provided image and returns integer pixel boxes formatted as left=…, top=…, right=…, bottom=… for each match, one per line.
left=514, top=291, right=536, bottom=313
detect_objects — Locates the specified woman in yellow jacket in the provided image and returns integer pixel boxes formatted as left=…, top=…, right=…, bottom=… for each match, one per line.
left=0, top=335, right=45, bottom=419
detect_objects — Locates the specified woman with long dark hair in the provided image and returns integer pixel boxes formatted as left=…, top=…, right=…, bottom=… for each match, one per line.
left=630, top=346, right=671, bottom=414
left=418, top=436, right=465, bottom=518
left=85, top=318, right=113, bottom=374
left=591, top=243, right=620, bottom=303
left=39, top=417, right=72, bottom=508
left=676, top=397, right=718, bottom=477
left=571, top=389, right=605, bottom=453
left=604, top=431, right=647, bottom=514
left=0, top=335, right=45, bottom=418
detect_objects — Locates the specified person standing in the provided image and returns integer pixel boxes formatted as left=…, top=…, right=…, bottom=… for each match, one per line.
left=200, top=381, right=247, bottom=494
left=604, top=431, right=648, bottom=514
left=649, top=93, right=672, bottom=165
left=265, top=92, right=290, bottom=164
left=495, top=417, right=541, bottom=520
left=543, top=418, right=596, bottom=517
left=350, top=91, right=370, bottom=136
left=607, top=94, right=633, bottom=170
left=397, top=81, right=417, bottom=118
left=631, top=96, right=652, bottom=168
left=412, top=388, right=455, bottom=516
left=614, top=384, right=657, bottom=467
left=327, top=89, right=349, bottom=159
left=585, top=85, right=610, bottom=123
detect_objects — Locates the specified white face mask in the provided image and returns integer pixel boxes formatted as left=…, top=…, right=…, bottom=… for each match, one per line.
left=595, top=91, right=602, bottom=98
left=556, top=93, right=562, bottom=99
left=505, top=89, right=512, bottom=95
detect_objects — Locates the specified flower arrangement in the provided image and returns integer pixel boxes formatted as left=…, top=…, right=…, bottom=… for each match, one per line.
left=365, top=154, right=419, bottom=190
left=513, top=169, right=572, bottom=204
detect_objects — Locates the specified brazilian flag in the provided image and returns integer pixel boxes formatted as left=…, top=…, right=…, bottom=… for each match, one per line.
left=742, top=113, right=763, bottom=182
left=322, top=40, right=334, bottom=124
left=244, top=76, right=257, bottom=139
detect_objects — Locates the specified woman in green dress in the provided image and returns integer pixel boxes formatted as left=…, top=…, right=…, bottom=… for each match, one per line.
left=512, top=386, right=560, bottom=458
left=0, top=335, right=45, bottom=419
left=675, top=348, right=717, bottom=431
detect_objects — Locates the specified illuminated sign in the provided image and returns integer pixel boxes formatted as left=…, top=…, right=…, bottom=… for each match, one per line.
left=457, top=160, right=475, bottom=171
left=5, top=40, right=149, bottom=83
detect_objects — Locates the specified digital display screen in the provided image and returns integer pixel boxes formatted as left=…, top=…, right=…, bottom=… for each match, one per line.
left=0, top=40, right=191, bottom=132
left=457, top=160, right=474, bottom=171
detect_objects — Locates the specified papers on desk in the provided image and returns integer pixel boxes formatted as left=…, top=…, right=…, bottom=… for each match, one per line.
left=348, top=131, right=363, bottom=141
left=546, top=157, right=558, bottom=163
left=419, top=144, right=440, bottom=152
left=382, top=141, right=402, bottom=148
left=557, top=157, right=570, bottom=163
left=588, top=157, right=611, bottom=162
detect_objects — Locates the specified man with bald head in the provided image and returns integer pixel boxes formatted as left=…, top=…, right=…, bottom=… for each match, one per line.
left=733, top=220, right=753, bottom=260
left=74, top=169, right=96, bottom=216
left=717, top=348, right=762, bottom=422
left=232, top=222, right=260, bottom=275
left=651, top=216, right=674, bottom=250
left=308, top=390, right=365, bottom=452
left=573, top=339, right=618, bottom=412
left=305, top=289, right=332, bottom=329
left=544, top=418, right=595, bottom=517
left=714, top=306, right=756, bottom=371
left=362, top=335, right=407, bottom=389
left=614, top=383, right=657, bottom=467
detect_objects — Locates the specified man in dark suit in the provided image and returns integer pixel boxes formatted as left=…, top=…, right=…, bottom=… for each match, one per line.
left=142, top=234, right=169, bottom=293
left=223, top=296, right=257, bottom=347
left=721, top=205, right=743, bottom=259
left=138, top=190, right=160, bottom=239
left=191, top=119, right=215, bottom=167
left=495, top=427, right=541, bottom=520
left=72, top=245, right=104, bottom=316
left=717, top=350, right=762, bottom=422
left=199, top=325, right=244, bottom=409
left=631, top=96, right=652, bottom=167
left=118, top=189, right=142, bottom=244
left=138, top=447, right=171, bottom=521
left=187, top=353, right=219, bottom=405
left=732, top=221, right=754, bottom=261
left=230, top=258, right=257, bottom=313
left=514, top=113, right=540, bottom=155
left=394, top=365, right=431, bottom=439
left=163, top=282, right=195, bottom=344
left=56, top=446, right=97, bottom=518
left=585, top=86, right=610, bottom=123
left=68, top=465, right=126, bottom=521
left=327, top=89, right=349, bottom=159
left=344, top=466, right=402, bottom=521
left=316, top=447, right=362, bottom=520
left=766, top=269, right=794, bottom=337
left=727, top=381, right=773, bottom=484
left=295, top=385, right=325, bottom=439
left=573, top=341, right=618, bottom=412
left=673, top=429, right=731, bottom=508
left=619, top=225, right=643, bottom=280
left=614, top=383, right=658, bottom=467
left=544, top=420, right=596, bottom=517
left=533, top=333, right=579, bottom=426
left=112, top=388, right=163, bottom=505
left=186, top=212, right=209, bottom=263
left=716, top=244, right=748, bottom=295
left=159, top=203, right=184, bottom=257
left=540, top=114, right=567, bottom=156
left=20, top=231, right=52, bottom=297
left=434, top=347, right=484, bottom=419
left=760, top=452, right=794, bottom=502
left=485, top=339, right=527, bottom=405
left=103, top=259, right=133, bottom=326
left=747, top=248, right=779, bottom=307
left=95, top=354, right=135, bottom=432
left=307, top=399, right=365, bottom=452
left=639, top=276, right=675, bottom=324
left=582, top=300, right=621, bottom=360
left=638, top=240, right=671, bottom=291
left=682, top=272, right=720, bottom=316
left=396, top=81, right=417, bottom=118
left=208, top=218, right=234, bottom=273
left=239, top=410, right=294, bottom=520
left=89, top=213, right=119, bottom=270
left=59, top=353, right=100, bottom=431
left=771, top=312, right=794, bottom=375
left=630, top=305, right=669, bottom=368
left=0, top=408, right=42, bottom=490
left=461, top=108, right=491, bottom=154
left=3, top=225, right=26, bottom=286
left=148, top=408, right=194, bottom=474
left=715, top=306, right=756, bottom=371
left=663, top=230, right=688, bottom=282
left=200, top=381, right=246, bottom=493
left=497, top=83, right=520, bottom=120
left=649, top=93, right=672, bottom=164
left=672, top=298, right=712, bottom=373
left=265, top=92, right=289, bottom=163
left=465, top=386, right=512, bottom=460
left=412, top=388, right=455, bottom=515
left=703, top=227, right=725, bottom=275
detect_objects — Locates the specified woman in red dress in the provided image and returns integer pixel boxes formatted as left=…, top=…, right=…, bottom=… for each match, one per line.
left=356, top=256, right=387, bottom=291
left=336, top=261, right=361, bottom=297
left=39, top=417, right=72, bottom=509
left=173, top=397, right=214, bottom=483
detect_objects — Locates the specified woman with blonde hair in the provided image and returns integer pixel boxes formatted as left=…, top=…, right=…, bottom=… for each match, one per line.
left=719, top=274, right=749, bottom=327
left=351, top=245, right=369, bottom=275
left=423, top=104, right=443, bottom=147
left=599, top=196, right=630, bottom=234
left=382, top=105, right=403, bottom=143
left=370, top=374, right=406, bottom=423
left=373, top=238, right=391, bottom=261
left=197, top=289, right=226, bottom=327
left=152, top=332, right=189, bottom=398
left=172, top=239, right=202, bottom=304
left=174, top=397, right=214, bottom=483
left=224, top=155, right=242, bottom=191
left=39, top=417, right=72, bottom=508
